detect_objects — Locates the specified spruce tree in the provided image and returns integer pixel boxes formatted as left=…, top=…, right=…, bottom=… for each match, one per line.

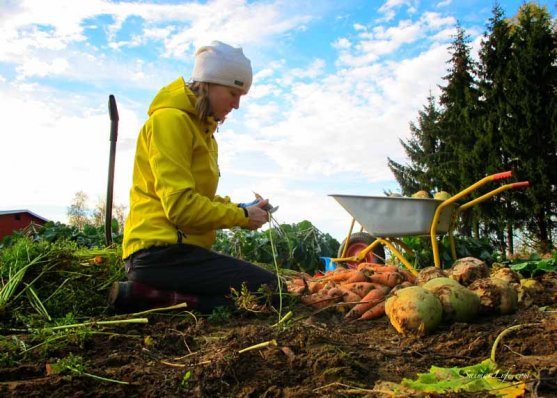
left=389, top=25, right=480, bottom=202
left=504, top=3, right=557, bottom=252
left=476, top=3, right=521, bottom=255
left=437, top=24, right=481, bottom=236
left=388, top=94, right=444, bottom=195
left=389, top=3, right=556, bottom=252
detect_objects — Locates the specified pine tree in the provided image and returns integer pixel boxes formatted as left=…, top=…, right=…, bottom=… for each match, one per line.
left=437, top=24, right=481, bottom=236
left=476, top=3, right=522, bottom=255
left=388, top=93, right=444, bottom=195
left=504, top=3, right=557, bottom=252
left=389, top=3, right=556, bottom=252
left=389, top=25, right=480, bottom=202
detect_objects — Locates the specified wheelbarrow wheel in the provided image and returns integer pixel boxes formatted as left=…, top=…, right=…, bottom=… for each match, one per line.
left=338, top=232, right=385, bottom=269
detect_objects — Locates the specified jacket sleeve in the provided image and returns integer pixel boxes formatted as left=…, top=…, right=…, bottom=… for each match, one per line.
left=148, top=110, right=249, bottom=232
left=214, top=195, right=232, bottom=204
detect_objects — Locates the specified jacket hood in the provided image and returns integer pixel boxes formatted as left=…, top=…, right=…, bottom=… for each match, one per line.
left=147, top=77, right=197, bottom=117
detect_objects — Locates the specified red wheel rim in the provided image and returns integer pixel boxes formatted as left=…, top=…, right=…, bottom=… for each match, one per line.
left=344, top=242, right=379, bottom=269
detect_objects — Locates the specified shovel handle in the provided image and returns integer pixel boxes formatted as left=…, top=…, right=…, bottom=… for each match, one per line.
left=105, top=95, right=119, bottom=246
left=108, top=94, right=119, bottom=142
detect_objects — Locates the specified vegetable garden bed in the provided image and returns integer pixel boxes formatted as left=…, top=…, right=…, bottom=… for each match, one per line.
left=0, top=238, right=556, bottom=397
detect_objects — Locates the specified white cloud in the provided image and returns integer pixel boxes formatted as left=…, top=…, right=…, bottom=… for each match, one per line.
left=378, top=0, right=419, bottom=22
left=242, top=101, right=282, bottom=130
left=422, top=12, right=455, bottom=29
left=1, top=0, right=316, bottom=94
left=436, top=0, right=453, bottom=8
left=15, top=57, right=69, bottom=79
left=289, top=59, right=326, bottom=81
left=337, top=11, right=456, bottom=69
left=129, top=0, right=315, bottom=58
left=333, top=37, right=351, bottom=50
left=208, top=9, right=458, bottom=239
left=353, top=23, right=366, bottom=31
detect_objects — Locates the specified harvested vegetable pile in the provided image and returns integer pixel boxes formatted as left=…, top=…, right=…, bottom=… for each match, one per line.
left=287, top=256, right=557, bottom=338
left=286, top=263, right=415, bottom=321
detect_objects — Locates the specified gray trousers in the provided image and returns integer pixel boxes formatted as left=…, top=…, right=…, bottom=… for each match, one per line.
left=125, top=244, right=279, bottom=311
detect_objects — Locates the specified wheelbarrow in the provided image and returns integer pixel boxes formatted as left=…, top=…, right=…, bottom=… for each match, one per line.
left=329, top=171, right=529, bottom=275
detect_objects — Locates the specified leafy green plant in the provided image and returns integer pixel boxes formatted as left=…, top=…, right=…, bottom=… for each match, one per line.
left=0, top=316, right=147, bottom=366
left=214, top=220, right=339, bottom=274
left=0, top=238, right=52, bottom=316
left=230, top=283, right=274, bottom=314
left=1, top=237, right=125, bottom=326
left=50, top=353, right=129, bottom=384
left=508, top=252, right=557, bottom=276
left=180, top=370, right=192, bottom=388
left=0, top=335, right=24, bottom=366
left=399, top=235, right=499, bottom=269
left=207, top=306, right=233, bottom=324
left=1, top=220, right=123, bottom=250
left=397, top=359, right=527, bottom=397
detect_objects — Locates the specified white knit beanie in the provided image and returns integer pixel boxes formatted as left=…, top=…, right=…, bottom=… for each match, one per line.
left=191, top=41, right=252, bottom=93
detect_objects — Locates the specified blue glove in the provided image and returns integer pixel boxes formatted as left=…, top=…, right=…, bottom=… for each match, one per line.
left=238, top=199, right=260, bottom=208
left=238, top=198, right=278, bottom=213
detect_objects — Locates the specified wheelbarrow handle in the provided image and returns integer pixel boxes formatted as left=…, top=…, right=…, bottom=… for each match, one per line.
left=491, top=171, right=512, bottom=180
left=512, top=181, right=530, bottom=189
left=431, top=171, right=527, bottom=268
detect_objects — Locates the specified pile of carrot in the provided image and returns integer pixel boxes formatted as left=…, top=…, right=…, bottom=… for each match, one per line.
left=286, top=263, right=416, bottom=321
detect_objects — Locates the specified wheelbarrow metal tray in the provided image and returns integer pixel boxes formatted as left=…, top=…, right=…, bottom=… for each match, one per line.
left=330, top=194, right=458, bottom=237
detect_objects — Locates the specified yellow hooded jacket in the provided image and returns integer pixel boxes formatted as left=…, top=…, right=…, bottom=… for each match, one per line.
left=122, top=77, right=249, bottom=259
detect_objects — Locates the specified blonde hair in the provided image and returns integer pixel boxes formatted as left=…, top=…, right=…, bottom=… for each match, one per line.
left=187, top=81, right=212, bottom=122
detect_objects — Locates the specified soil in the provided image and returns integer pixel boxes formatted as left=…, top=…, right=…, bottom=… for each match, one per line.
left=1, top=287, right=556, bottom=397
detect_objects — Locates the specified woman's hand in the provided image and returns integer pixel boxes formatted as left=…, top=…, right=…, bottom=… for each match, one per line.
left=245, top=199, right=270, bottom=230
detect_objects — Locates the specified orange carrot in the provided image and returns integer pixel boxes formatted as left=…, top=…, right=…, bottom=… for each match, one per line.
left=345, top=285, right=391, bottom=319
left=321, top=281, right=338, bottom=291
left=398, top=269, right=417, bottom=283
left=340, top=282, right=378, bottom=298
left=367, top=271, right=404, bottom=288
left=325, top=287, right=344, bottom=298
left=288, top=285, right=307, bottom=295
left=358, top=301, right=386, bottom=320
left=357, top=263, right=400, bottom=273
left=289, top=277, right=306, bottom=286
left=300, top=292, right=321, bottom=305
left=308, top=281, right=325, bottom=293
left=338, top=287, right=362, bottom=304
left=300, top=292, right=340, bottom=309
left=329, top=286, right=361, bottom=313
left=344, top=270, right=369, bottom=283
left=320, top=268, right=354, bottom=283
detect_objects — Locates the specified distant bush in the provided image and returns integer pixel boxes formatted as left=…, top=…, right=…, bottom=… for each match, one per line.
left=399, top=235, right=499, bottom=269
left=0, top=220, right=122, bottom=250
left=214, top=220, right=340, bottom=275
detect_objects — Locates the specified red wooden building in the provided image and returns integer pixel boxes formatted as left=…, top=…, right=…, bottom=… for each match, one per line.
left=0, top=210, right=49, bottom=240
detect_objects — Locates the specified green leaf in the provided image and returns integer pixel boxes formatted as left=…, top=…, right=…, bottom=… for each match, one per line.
left=536, top=259, right=556, bottom=272
left=509, top=261, right=534, bottom=272
left=400, top=359, right=526, bottom=397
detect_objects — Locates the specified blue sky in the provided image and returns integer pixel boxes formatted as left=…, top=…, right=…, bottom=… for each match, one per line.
left=1, top=0, right=555, bottom=241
